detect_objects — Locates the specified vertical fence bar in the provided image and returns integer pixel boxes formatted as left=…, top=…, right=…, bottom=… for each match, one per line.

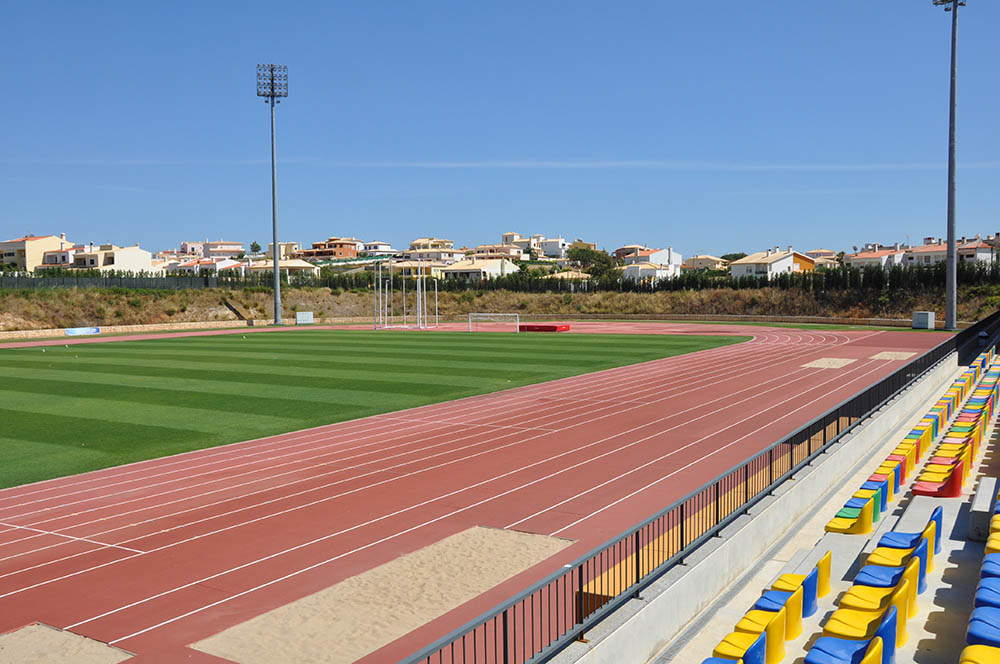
left=634, top=530, right=641, bottom=597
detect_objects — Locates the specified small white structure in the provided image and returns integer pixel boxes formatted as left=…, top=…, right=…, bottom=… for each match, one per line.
left=362, top=241, right=398, bottom=256
left=623, top=246, right=682, bottom=268
left=441, top=258, right=520, bottom=281
left=622, top=262, right=678, bottom=282
left=912, top=311, right=935, bottom=330
left=295, top=311, right=314, bottom=325
left=540, top=237, right=569, bottom=259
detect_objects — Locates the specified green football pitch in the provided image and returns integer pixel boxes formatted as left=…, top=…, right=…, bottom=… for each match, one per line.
left=0, top=329, right=747, bottom=489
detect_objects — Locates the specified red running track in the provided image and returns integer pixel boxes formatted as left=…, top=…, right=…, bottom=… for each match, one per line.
left=0, top=323, right=944, bottom=662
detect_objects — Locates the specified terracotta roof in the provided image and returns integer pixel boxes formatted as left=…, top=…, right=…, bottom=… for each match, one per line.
left=907, top=244, right=948, bottom=254
left=3, top=235, right=58, bottom=243
left=960, top=240, right=992, bottom=250
left=847, top=249, right=904, bottom=259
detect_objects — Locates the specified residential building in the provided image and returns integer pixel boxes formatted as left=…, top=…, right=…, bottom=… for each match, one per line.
left=805, top=249, right=837, bottom=261
left=473, top=244, right=525, bottom=261
left=844, top=243, right=905, bottom=268
left=814, top=257, right=840, bottom=269
left=959, top=237, right=995, bottom=263
left=167, top=257, right=241, bottom=275
left=568, top=238, right=597, bottom=252
left=180, top=241, right=204, bottom=256
left=266, top=241, right=301, bottom=261
left=683, top=254, right=729, bottom=270
left=203, top=240, right=246, bottom=260
left=623, top=247, right=683, bottom=268
left=730, top=247, right=814, bottom=278
left=623, top=262, right=679, bottom=282
left=40, top=244, right=87, bottom=268
left=340, top=237, right=365, bottom=253
left=247, top=259, right=321, bottom=276
left=904, top=238, right=948, bottom=266
left=362, top=241, right=398, bottom=257
left=403, top=238, right=464, bottom=263
left=69, top=244, right=154, bottom=273
left=296, top=237, right=359, bottom=261
left=440, top=258, right=520, bottom=281
left=0, top=234, right=74, bottom=272
left=613, top=244, right=649, bottom=262
left=539, top=237, right=569, bottom=259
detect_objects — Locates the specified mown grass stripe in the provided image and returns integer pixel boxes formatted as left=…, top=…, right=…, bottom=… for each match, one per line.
left=0, top=330, right=746, bottom=489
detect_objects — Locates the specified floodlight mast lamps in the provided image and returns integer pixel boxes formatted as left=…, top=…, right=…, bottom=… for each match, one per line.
left=933, top=0, right=963, bottom=330
left=256, top=64, right=288, bottom=325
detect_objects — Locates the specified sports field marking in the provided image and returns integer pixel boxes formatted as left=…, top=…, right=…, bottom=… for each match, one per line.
left=0, top=332, right=760, bottom=505
left=871, top=351, right=917, bottom=360
left=0, top=335, right=857, bottom=598
left=0, top=330, right=866, bottom=567
left=0, top=333, right=821, bottom=569
left=0, top=623, right=132, bottom=664
left=1, top=332, right=834, bottom=538
left=802, top=358, right=857, bottom=369
left=71, top=356, right=892, bottom=644
left=0, top=335, right=767, bottom=520
left=0, top=522, right=143, bottom=554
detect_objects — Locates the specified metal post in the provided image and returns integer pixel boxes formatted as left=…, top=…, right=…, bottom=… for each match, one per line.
left=633, top=530, right=642, bottom=598
left=269, top=95, right=281, bottom=325
left=403, top=272, right=407, bottom=327
left=256, top=64, right=287, bottom=325
left=945, top=0, right=960, bottom=330
left=435, top=279, right=439, bottom=327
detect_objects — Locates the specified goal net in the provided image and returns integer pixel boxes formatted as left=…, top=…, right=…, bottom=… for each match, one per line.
left=468, top=312, right=520, bottom=333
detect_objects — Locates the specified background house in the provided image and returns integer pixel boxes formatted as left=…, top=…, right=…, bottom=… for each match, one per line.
left=69, top=244, right=154, bottom=272
left=730, top=247, right=809, bottom=278
left=683, top=254, right=729, bottom=270
left=441, top=258, right=520, bottom=280
left=0, top=234, right=74, bottom=271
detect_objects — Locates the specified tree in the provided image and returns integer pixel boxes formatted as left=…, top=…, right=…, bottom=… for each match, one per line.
left=250, top=241, right=262, bottom=255
left=721, top=252, right=747, bottom=262
left=567, top=247, right=616, bottom=278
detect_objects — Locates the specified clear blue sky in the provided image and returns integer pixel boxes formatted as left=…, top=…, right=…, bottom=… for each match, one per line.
left=3, top=1, right=998, bottom=256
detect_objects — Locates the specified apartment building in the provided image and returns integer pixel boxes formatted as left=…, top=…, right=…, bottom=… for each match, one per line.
left=296, top=237, right=359, bottom=260
left=403, top=238, right=464, bottom=263
left=69, top=244, right=155, bottom=272
left=473, top=244, right=525, bottom=261
left=0, top=234, right=74, bottom=271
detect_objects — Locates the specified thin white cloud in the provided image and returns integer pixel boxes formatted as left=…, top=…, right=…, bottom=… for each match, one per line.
left=334, top=159, right=1000, bottom=172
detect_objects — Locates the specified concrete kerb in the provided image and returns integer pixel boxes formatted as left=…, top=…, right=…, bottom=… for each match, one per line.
left=550, top=352, right=959, bottom=664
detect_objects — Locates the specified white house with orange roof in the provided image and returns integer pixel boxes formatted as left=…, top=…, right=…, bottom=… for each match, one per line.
left=844, top=243, right=906, bottom=268
left=904, top=237, right=948, bottom=266
left=959, top=237, right=995, bottom=263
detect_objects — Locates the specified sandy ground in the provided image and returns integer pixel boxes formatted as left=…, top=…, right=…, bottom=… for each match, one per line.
left=193, top=526, right=573, bottom=664
left=871, top=350, right=919, bottom=360
left=802, top=357, right=857, bottom=368
left=0, top=624, right=132, bottom=663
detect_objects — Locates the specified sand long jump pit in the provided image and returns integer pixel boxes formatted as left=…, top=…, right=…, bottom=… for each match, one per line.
left=193, top=527, right=573, bottom=664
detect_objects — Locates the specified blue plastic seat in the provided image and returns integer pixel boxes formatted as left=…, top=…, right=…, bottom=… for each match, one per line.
left=806, top=605, right=896, bottom=664
left=976, top=578, right=1000, bottom=609
left=981, top=554, right=1000, bottom=579
left=877, top=506, right=943, bottom=555
left=967, top=606, right=1000, bottom=647
left=855, top=537, right=928, bottom=594
left=702, top=659, right=742, bottom=664
left=860, top=479, right=889, bottom=512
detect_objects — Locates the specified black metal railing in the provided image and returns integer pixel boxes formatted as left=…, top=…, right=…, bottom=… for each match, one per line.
left=403, top=310, right=1000, bottom=664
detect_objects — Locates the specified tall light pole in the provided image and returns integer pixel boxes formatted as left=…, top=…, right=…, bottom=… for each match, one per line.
left=256, top=64, right=288, bottom=325
left=933, top=0, right=963, bottom=330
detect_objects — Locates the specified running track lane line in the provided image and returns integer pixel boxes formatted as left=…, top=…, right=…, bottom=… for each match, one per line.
left=0, top=522, right=143, bottom=555
left=90, top=360, right=894, bottom=646
left=0, top=333, right=768, bottom=509
left=60, top=358, right=886, bottom=636
left=1, top=339, right=839, bottom=562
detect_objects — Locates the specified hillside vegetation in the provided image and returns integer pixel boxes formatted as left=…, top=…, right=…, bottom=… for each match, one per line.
left=2, top=284, right=998, bottom=331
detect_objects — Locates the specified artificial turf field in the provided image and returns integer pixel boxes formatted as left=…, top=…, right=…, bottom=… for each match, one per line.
left=0, top=329, right=747, bottom=489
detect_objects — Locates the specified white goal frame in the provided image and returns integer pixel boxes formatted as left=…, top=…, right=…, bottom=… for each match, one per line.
left=468, top=312, right=520, bottom=333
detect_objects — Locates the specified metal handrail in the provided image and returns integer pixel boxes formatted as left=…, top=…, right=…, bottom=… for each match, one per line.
left=404, top=312, right=1000, bottom=664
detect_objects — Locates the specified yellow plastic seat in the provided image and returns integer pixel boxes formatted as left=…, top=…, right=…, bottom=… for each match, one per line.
left=823, top=578, right=909, bottom=647
left=826, top=498, right=874, bottom=535
left=734, top=606, right=785, bottom=664
left=866, top=522, right=936, bottom=573
left=840, top=557, right=919, bottom=620
left=990, top=514, right=1000, bottom=534
left=713, top=631, right=765, bottom=664
left=962, top=644, right=1000, bottom=663
left=773, top=549, right=832, bottom=598
left=986, top=533, right=1000, bottom=555
left=860, top=637, right=884, bottom=664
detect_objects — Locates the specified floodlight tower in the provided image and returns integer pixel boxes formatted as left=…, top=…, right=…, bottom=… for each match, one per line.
left=933, top=0, right=964, bottom=330
left=256, top=64, right=288, bottom=325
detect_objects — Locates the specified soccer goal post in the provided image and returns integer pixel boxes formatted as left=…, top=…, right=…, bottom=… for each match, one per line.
left=468, top=312, right=520, bottom=333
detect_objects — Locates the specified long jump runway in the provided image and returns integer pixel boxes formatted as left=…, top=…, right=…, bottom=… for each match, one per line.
left=0, top=323, right=944, bottom=662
